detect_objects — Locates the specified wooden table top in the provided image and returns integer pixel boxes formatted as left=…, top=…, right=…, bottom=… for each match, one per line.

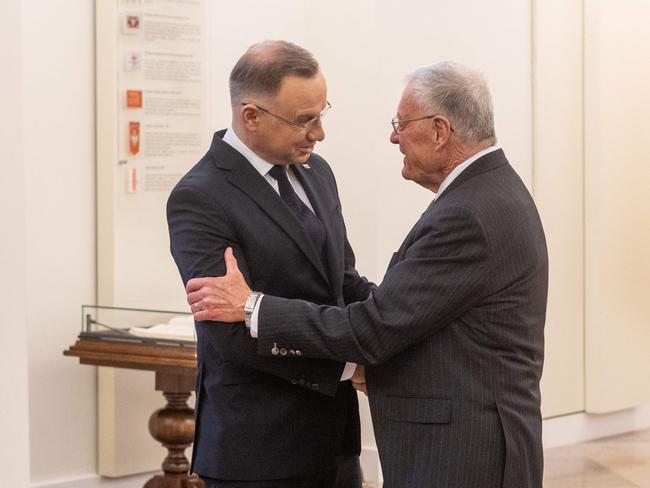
left=64, top=338, right=197, bottom=373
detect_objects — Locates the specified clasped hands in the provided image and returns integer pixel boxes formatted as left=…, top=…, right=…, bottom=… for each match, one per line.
left=185, top=247, right=367, bottom=394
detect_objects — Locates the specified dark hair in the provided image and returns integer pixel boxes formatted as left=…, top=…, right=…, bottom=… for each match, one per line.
left=229, top=40, right=320, bottom=106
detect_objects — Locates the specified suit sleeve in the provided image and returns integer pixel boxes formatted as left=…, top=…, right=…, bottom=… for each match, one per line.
left=257, top=206, right=490, bottom=365
left=167, top=185, right=345, bottom=396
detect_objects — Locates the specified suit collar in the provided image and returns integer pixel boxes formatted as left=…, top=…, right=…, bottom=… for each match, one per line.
left=209, top=131, right=330, bottom=285
left=222, top=128, right=275, bottom=178
left=434, top=148, right=508, bottom=204
left=436, top=145, right=500, bottom=198
left=210, top=130, right=245, bottom=170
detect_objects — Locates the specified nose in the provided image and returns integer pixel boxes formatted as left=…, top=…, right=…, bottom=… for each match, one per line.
left=307, top=118, right=325, bottom=142
left=390, top=129, right=399, bottom=144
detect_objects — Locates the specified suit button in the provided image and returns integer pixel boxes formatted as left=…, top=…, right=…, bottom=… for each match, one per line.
left=291, top=379, right=298, bottom=385
left=279, top=348, right=287, bottom=356
left=289, top=349, right=296, bottom=356
left=295, top=350, right=302, bottom=356
left=298, top=379, right=306, bottom=386
left=271, top=343, right=279, bottom=355
left=312, top=384, right=319, bottom=390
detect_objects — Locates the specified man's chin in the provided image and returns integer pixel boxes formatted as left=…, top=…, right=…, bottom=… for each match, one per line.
left=294, top=152, right=312, bottom=164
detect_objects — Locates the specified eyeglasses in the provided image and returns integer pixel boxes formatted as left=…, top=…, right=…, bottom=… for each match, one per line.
left=242, top=101, right=332, bottom=130
left=391, top=114, right=440, bottom=134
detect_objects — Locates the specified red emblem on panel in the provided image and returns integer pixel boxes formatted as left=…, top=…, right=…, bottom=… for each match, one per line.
left=129, top=121, right=140, bottom=155
left=127, top=90, right=143, bottom=108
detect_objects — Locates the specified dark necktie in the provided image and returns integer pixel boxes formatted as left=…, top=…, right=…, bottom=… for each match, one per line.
left=268, top=165, right=326, bottom=258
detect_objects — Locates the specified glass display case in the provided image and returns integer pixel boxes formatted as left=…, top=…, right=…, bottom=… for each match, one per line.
left=80, top=305, right=196, bottom=346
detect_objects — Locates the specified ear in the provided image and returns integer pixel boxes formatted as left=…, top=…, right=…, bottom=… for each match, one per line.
left=241, top=104, right=260, bottom=132
left=432, top=115, right=453, bottom=145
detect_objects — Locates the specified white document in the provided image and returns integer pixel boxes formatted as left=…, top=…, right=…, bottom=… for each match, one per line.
left=129, top=315, right=194, bottom=341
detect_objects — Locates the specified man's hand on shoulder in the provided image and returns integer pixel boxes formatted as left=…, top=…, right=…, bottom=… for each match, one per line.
left=186, top=247, right=250, bottom=323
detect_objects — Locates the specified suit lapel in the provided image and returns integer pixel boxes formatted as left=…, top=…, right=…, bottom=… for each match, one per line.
left=292, top=163, right=340, bottom=290
left=210, top=132, right=329, bottom=285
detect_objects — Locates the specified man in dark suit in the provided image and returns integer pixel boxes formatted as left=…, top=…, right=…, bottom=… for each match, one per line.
left=186, top=61, right=549, bottom=488
left=167, top=41, right=374, bottom=488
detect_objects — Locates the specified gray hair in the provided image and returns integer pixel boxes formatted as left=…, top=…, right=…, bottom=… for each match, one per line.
left=229, top=40, right=319, bottom=107
left=406, top=61, right=496, bottom=145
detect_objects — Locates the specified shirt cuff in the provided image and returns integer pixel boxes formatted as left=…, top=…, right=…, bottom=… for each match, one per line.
left=249, top=294, right=263, bottom=338
left=340, top=362, right=357, bottom=381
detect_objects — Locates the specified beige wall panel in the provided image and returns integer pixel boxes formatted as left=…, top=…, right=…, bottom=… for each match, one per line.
left=533, top=0, right=585, bottom=417
left=584, top=0, right=650, bottom=412
left=95, top=0, right=174, bottom=476
left=21, top=0, right=98, bottom=482
left=0, top=1, right=31, bottom=485
left=98, top=369, right=166, bottom=475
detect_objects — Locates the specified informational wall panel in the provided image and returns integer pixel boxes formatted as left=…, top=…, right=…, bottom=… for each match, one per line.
left=584, top=0, right=650, bottom=413
left=96, top=0, right=209, bottom=476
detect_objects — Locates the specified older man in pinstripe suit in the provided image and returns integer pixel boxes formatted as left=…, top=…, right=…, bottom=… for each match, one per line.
left=187, top=61, right=548, bottom=488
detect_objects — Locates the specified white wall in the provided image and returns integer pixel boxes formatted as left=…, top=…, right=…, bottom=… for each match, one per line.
left=20, top=0, right=98, bottom=484
left=0, top=0, right=31, bottom=486
left=2, top=0, right=648, bottom=486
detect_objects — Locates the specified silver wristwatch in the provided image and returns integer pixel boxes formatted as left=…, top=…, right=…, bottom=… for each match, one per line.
left=244, top=291, right=262, bottom=328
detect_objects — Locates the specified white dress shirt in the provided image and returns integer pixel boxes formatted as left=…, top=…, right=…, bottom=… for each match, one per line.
left=222, top=129, right=357, bottom=381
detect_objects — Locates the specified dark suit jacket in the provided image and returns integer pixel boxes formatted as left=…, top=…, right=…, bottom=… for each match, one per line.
left=256, top=149, right=548, bottom=488
left=167, top=130, right=374, bottom=480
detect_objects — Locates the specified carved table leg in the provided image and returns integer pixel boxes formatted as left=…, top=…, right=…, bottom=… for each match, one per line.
left=144, top=371, right=204, bottom=488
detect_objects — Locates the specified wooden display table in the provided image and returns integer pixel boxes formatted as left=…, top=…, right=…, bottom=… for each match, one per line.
left=64, top=338, right=203, bottom=488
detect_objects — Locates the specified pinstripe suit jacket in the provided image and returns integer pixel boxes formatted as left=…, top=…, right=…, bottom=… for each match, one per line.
left=256, top=149, right=548, bottom=488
